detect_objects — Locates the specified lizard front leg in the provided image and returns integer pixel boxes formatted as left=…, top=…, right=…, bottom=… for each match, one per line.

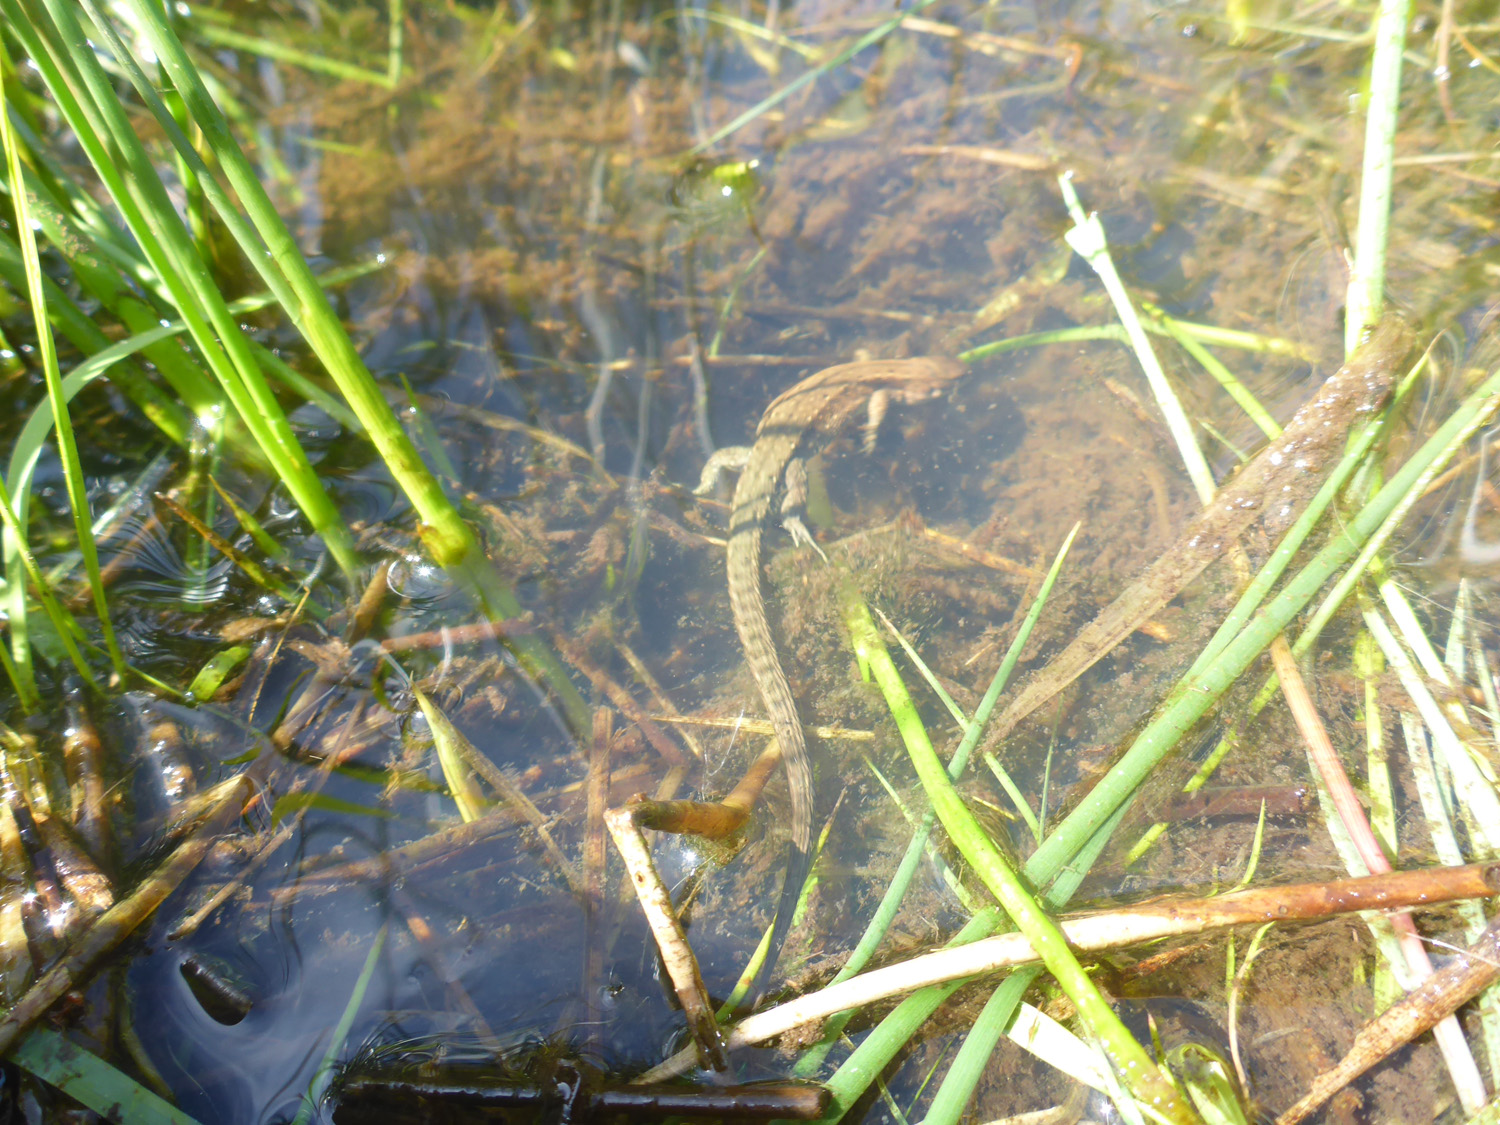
left=695, top=445, right=752, bottom=495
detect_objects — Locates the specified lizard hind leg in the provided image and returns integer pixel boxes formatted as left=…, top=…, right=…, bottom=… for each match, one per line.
left=780, top=458, right=829, bottom=562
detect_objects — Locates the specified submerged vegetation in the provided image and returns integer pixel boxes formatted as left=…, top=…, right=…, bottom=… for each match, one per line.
left=1, top=0, right=1499, bottom=1122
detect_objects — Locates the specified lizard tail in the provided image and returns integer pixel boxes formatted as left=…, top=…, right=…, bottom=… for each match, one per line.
left=748, top=742, right=815, bottom=1006
left=749, top=837, right=812, bottom=1006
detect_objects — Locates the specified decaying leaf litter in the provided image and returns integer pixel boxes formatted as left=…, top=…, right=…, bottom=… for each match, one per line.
left=1, top=0, right=1500, bottom=1122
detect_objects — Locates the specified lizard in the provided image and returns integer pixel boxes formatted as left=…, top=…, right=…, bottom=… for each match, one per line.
left=697, top=356, right=966, bottom=1002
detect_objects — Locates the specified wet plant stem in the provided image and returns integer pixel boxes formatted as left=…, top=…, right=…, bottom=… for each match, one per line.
left=82, top=0, right=590, bottom=733
left=839, top=579, right=1201, bottom=1125
left=1, top=84, right=126, bottom=681
left=793, top=523, right=1078, bottom=1077
left=1345, top=0, right=1410, bottom=352
left=7, top=0, right=362, bottom=587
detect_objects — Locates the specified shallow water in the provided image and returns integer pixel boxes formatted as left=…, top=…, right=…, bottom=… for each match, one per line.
left=5, top=0, right=1500, bottom=1122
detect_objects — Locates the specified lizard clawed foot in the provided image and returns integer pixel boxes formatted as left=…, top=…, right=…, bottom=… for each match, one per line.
left=782, top=515, right=829, bottom=562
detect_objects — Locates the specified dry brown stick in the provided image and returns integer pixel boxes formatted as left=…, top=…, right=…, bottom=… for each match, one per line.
left=61, top=684, right=109, bottom=863
left=0, top=775, right=251, bottom=1056
left=605, top=803, right=726, bottom=1071
left=920, top=525, right=1043, bottom=580
left=271, top=667, right=343, bottom=752
left=584, top=709, right=614, bottom=1052
left=0, top=799, right=33, bottom=1005
left=31, top=813, right=113, bottom=920
left=638, top=862, right=1500, bottom=1083
left=1277, top=914, right=1500, bottom=1125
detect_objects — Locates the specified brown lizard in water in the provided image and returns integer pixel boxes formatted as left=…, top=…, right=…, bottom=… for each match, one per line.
left=697, top=356, right=965, bottom=1000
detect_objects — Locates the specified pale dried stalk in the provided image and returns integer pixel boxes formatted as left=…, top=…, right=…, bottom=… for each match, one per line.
left=636, top=862, right=1499, bottom=1083
left=1269, top=637, right=1487, bottom=1113
left=605, top=804, right=726, bottom=1070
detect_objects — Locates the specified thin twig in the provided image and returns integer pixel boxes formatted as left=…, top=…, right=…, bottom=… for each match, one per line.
left=1278, top=916, right=1500, bottom=1125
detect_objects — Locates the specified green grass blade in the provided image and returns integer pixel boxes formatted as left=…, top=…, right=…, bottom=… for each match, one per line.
left=93, top=0, right=589, bottom=728
left=1297, top=392, right=1488, bottom=660
left=1183, top=368, right=1409, bottom=681
left=1, top=85, right=125, bottom=678
left=1153, top=313, right=1280, bottom=441
left=840, top=579, right=1198, bottom=1123
left=982, top=752, right=1042, bottom=843
left=0, top=165, right=213, bottom=425
left=817, top=802, right=1130, bottom=1121
left=1345, top=0, right=1411, bottom=352
left=187, top=21, right=395, bottom=88
left=292, top=923, right=388, bottom=1125
left=831, top=350, right=1500, bottom=1124
left=792, top=525, right=1076, bottom=1077
left=1030, top=357, right=1500, bottom=889
left=11, top=0, right=361, bottom=579
left=0, top=472, right=97, bottom=698
left=102, top=1, right=446, bottom=548
left=9, top=1028, right=205, bottom=1125
left=387, top=0, right=405, bottom=86
left=185, top=644, right=252, bottom=702
left=962, top=320, right=1308, bottom=367
left=415, top=688, right=490, bottom=823
left=1059, top=175, right=1216, bottom=506
left=960, top=324, right=1131, bottom=363
left=210, top=479, right=289, bottom=565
